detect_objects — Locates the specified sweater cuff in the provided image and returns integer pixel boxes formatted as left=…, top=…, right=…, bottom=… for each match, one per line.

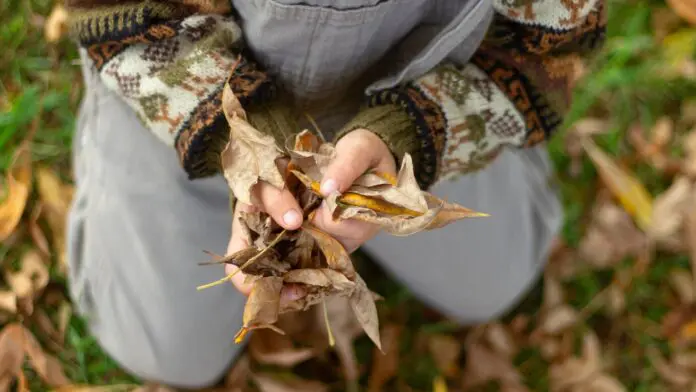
left=179, top=96, right=299, bottom=178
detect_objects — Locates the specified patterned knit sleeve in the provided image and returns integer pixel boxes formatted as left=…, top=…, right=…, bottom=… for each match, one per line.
left=339, top=0, right=606, bottom=190
left=66, top=0, right=277, bottom=179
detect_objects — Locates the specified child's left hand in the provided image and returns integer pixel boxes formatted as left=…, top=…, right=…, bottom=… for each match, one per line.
left=311, top=128, right=397, bottom=252
left=225, top=128, right=397, bottom=296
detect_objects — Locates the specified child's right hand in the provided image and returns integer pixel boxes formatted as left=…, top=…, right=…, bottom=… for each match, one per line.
left=224, top=181, right=305, bottom=298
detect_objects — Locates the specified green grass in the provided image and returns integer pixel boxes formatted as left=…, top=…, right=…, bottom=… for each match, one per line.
left=2, top=0, right=696, bottom=390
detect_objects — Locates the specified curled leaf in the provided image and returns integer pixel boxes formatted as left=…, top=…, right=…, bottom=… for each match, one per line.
left=0, top=144, right=32, bottom=241
left=237, top=276, right=284, bottom=341
left=302, top=223, right=355, bottom=280
left=221, top=109, right=285, bottom=205
left=350, top=275, right=381, bottom=351
left=5, top=249, right=49, bottom=299
left=582, top=138, right=653, bottom=230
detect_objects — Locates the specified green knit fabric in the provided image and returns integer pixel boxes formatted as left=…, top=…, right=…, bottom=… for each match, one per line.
left=335, top=104, right=420, bottom=169
left=246, top=101, right=301, bottom=151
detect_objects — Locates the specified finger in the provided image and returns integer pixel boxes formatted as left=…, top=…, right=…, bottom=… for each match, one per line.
left=252, top=181, right=303, bottom=230
left=311, top=202, right=379, bottom=252
left=225, top=203, right=257, bottom=295
left=320, top=140, right=373, bottom=196
left=280, top=283, right=306, bottom=305
left=320, top=131, right=397, bottom=196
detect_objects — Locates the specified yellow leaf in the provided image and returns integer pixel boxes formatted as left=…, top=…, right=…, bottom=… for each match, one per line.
left=44, top=5, right=69, bottom=43
left=582, top=139, right=653, bottom=230
left=0, top=144, right=32, bottom=241
left=680, top=320, right=696, bottom=339
left=662, top=29, right=696, bottom=66
left=433, top=376, right=448, bottom=392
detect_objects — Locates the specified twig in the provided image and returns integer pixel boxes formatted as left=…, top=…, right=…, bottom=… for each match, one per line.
left=196, top=230, right=287, bottom=290
left=322, top=300, right=335, bottom=347
left=304, top=113, right=327, bottom=143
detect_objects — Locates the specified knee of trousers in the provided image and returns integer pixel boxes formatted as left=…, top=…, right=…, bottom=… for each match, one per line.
left=84, top=295, right=243, bottom=389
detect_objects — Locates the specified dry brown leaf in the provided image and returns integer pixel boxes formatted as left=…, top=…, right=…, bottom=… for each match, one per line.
left=53, top=384, right=140, bottom=391
left=350, top=275, right=381, bottom=351
left=318, top=296, right=363, bottom=387
left=543, top=274, right=565, bottom=310
left=0, top=324, right=27, bottom=391
left=649, top=176, right=692, bottom=248
left=671, top=269, right=696, bottom=304
left=0, top=323, right=69, bottom=388
left=687, top=197, right=696, bottom=289
left=367, top=324, right=401, bottom=392
left=0, top=291, right=17, bottom=314
left=583, top=139, right=653, bottom=230
left=5, top=249, right=49, bottom=299
left=549, top=332, right=616, bottom=392
left=253, top=373, right=329, bottom=392
left=224, top=354, right=251, bottom=389
left=461, top=342, right=527, bottom=391
left=579, top=200, right=649, bottom=268
left=673, top=351, right=696, bottom=371
left=221, top=112, right=285, bottom=205
left=348, top=155, right=428, bottom=214
left=427, top=334, right=462, bottom=377
left=580, top=374, right=627, bottom=392
left=36, top=167, right=73, bottom=272
left=653, top=7, right=684, bottom=41
left=662, top=304, right=696, bottom=339
left=484, top=323, right=517, bottom=359
left=248, top=329, right=315, bottom=367
left=648, top=346, right=693, bottom=387
left=58, top=302, right=72, bottom=345
left=0, top=144, right=32, bottom=241
left=302, top=223, right=355, bottom=280
left=287, top=133, right=335, bottom=182
left=283, top=268, right=354, bottom=292
left=44, top=4, right=68, bottom=42
left=132, top=383, right=177, bottom=392
left=605, top=283, right=626, bottom=317
left=540, top=305, right=579, bottom=335
left=240, top=276, right=284, bottom=335
left=666, top=0, right=696, bottom=24
left=29, top=204, right=50, bottom=257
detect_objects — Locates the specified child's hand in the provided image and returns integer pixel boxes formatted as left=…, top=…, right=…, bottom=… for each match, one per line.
left=311, top=128, right=397, bottom=252
left=225, top=128, right=396, bottom=296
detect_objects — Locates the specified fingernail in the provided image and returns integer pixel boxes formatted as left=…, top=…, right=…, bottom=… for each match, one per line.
left=283, top=285, right=305, bottom=301
left=320, top=179, right=338, bottom=195
left=283, top=209, right=302, bottom=228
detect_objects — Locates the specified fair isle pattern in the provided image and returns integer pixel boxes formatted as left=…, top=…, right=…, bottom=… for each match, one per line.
left=494, top=0, right=597, bottom=28
left=97, top=14, right=242, bottom=147
left=411, top=63, right=526, bottom=183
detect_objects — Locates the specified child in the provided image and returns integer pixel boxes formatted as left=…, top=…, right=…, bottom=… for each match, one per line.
left=65, top=0, right=605, bottom=388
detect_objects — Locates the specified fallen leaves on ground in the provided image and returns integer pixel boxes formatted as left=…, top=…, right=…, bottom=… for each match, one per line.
left=44, top=4, right=68, bottom=43
left=582, top=138, right=654, bottom=231
left=367, top=324, right=401, bottom=392
left=0, top=143, right=32, bottom=241
left=0, top=323, right=69, bottom=389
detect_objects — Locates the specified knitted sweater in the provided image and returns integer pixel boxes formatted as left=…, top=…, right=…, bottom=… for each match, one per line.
left=66, top=0, right=606, bottom=189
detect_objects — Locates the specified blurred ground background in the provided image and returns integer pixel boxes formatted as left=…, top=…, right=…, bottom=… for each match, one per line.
left=2, top=0, right=696, bottom=390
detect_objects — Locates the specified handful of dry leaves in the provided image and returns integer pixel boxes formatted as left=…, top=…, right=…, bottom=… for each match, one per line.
left=197, top=82, right=487, bottom=350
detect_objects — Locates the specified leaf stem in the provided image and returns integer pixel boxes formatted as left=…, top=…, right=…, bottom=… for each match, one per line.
left=322, top=300, right=335, bottom=347
left=196, top=230, right=287, bottom=291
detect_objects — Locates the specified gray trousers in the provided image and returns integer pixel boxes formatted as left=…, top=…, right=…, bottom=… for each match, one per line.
left=67, top=66, right=562, bottom=388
